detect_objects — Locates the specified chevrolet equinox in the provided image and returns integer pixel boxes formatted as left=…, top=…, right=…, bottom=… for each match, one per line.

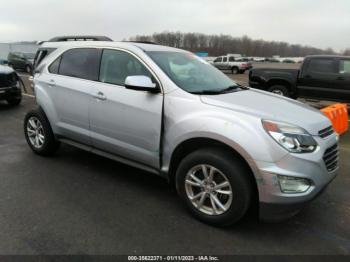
left=24, top=41, right=339, bottom=226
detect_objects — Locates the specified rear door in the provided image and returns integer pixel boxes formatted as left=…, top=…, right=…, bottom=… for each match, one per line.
left=222, top=56, right=228, bottom=70
left=298, top=57, right=338, bottom=100
left=46, top=48, right=101, bottom=144
left=89, top=49, right=163, bottom=169
left=335, top=58, right=350, bottom=102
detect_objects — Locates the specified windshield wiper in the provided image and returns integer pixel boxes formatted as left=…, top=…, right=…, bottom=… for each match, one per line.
left=190, top=84, right=247, bottom=95
left=190, top=90, right=226, bottom=95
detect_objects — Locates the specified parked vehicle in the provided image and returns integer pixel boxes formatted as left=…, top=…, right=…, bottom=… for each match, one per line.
left=8, top=52, right=35, bottom=73
left=253, top=57, right=266, bottom=62
left=265, top=58, right=280, bottom=63
left=0, top=59, right=8, bottom=65
left=249, top=55, right=350, bottom=102
left=212, top=55, right=251, bottom=74
left=0, top=65, right=22, bottom=105
left=25, top=42, right=338, bottom=226
left=282, top=59, right=296, bottom=63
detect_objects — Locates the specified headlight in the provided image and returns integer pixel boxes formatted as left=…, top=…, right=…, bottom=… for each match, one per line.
left=262, top=120, right=317, bottom=153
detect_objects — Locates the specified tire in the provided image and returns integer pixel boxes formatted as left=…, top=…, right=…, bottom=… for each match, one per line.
left=24, top=108, right=60, bottom=156
left=176, top=148, right=252, bottom=226
left=268, top=85, right=290, bottom=97
left=25, top=65, right=32, bottom=74
left=6, top=97, right=22, bottom=106
left=231, top=67, right=239, bottom=74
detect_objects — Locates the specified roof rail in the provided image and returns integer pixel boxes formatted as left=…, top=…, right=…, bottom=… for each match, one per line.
left=48, top=35, right=113, bottom=42
left=124, top=40, right=158, bottom=45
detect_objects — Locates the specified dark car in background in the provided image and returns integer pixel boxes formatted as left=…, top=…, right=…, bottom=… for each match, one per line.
left=0, top=58, right=9, bottom=65
left=8, top=52, right=35, bottom=73
left=0, top=65, right=22, bottom=105
left=249, top=55, right=350, bottom=102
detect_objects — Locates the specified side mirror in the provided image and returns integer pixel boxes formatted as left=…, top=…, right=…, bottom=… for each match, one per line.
left=125, top=75, right=159, bottom=93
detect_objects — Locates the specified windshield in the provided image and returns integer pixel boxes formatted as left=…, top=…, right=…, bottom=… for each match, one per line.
left=147, top=51, right=239, bottom=94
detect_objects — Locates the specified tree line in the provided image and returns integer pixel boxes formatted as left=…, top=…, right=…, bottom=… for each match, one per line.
left=130, top=32, right=342, bottom=57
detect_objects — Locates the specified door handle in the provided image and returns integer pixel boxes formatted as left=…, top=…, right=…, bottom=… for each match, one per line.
left=93, top=91, right=107, bottom=101
left=48, top=79, right=56, bottom=87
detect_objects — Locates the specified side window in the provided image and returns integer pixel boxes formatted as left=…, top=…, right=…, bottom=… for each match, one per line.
left=223, top=57, right=227, bottom=62
left=339, top=60, right=350, bottom=74
left=49, top=57, right=61, bottom=74
left=307, top=59, right=336, bottom=74
left=214, top=57, right=222, bottom=63
left=59, top=48, right=100, bottom=81
left=229, top=57, right=235, bottom=62
left=34, top=48, right=56, bottom=69
left=99, top=49, right=153, bottom=86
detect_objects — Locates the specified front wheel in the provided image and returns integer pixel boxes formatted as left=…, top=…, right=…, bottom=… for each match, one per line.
left=6, top=97, right=22, bottom=106
left=176, top=148, right=252, bottom=226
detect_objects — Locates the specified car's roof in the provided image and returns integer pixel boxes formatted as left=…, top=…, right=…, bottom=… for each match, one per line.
left=39, top=41, right=185, bottom=53
left=306, top=55, right=350, bottom=59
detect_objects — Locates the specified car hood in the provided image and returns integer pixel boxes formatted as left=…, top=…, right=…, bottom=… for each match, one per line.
left=0, top=65, right=15, bottom=74
left=200, top=88, right=330, bottom=136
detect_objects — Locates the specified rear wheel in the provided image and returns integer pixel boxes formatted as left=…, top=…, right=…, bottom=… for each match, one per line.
left=25, top=65, right=32, bottom=74
left=268, top=85, right=290, bottom=97
left=231, top=67, right=239, bottom=74
left=24, top=108, right=60, bottom=156
left=176, top=148, right=252, bottom=226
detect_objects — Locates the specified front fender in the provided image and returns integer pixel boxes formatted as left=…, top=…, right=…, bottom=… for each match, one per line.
left=162, top=106, right=288, bottom=180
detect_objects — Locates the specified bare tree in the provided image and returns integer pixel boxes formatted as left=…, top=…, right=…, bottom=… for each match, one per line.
left=130, top=31, right=339, bottom=57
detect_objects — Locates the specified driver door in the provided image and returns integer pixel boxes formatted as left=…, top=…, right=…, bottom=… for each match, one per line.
left=89, top=49, right=163, bottom=169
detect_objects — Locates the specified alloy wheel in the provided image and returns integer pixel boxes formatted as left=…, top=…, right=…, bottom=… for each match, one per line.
left=26, top=117, right=45, bottom=148
left=272, top=89, right=284, bottom=96
left=185, top=164, right=233, bottom=215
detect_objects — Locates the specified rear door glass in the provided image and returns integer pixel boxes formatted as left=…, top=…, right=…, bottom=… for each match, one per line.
left=58, top=48, right=100, bottom=81
left=307, top=58, right=336, bottom=74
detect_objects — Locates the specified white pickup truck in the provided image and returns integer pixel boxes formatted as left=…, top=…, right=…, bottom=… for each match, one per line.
left=212, top=55, right=252, bottom=74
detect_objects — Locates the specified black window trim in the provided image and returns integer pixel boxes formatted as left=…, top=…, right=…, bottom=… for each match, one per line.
left=46, top=46, right=163, bottom=93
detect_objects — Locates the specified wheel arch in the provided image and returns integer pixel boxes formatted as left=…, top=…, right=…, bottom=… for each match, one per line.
left=167, top=137, right=259, bottom=203
left=267, top=79, right=293, bottom=92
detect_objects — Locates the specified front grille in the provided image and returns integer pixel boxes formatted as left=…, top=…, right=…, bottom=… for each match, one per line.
left=323, top=143, right=339, bottom=172
left=319, top=126, right=334, bottom=138
left=0, top=72, right=17, bottom=87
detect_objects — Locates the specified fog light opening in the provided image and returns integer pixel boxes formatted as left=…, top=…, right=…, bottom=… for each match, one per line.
left=277, top=175, right=311, bottom=193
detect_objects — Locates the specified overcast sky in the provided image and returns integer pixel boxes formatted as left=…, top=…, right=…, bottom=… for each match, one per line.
left=0, top=0, right=349, bottom=51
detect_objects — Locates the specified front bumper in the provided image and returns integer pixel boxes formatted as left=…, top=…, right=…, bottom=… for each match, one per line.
left=255, top=133, right=338, bottom=221
left=0, top=86, right=21, bottom=100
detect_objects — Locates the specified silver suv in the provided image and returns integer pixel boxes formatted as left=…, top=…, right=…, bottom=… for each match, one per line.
left=24, top=41, right=338, bottom=226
